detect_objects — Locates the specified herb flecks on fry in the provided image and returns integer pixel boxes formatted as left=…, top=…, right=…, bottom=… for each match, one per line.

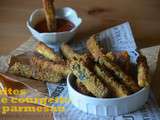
left=70, top=60, right=109, bottom=98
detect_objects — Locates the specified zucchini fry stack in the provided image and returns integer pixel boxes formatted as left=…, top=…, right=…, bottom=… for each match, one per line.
left=60, top=35, right=150, bottom=98
left=61, top=44, right=109, bottom=97
left=86, top=35, right=140, bottom=93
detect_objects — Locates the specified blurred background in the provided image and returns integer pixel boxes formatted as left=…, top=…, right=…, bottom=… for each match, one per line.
left=0, top=0, right=160, bottom=55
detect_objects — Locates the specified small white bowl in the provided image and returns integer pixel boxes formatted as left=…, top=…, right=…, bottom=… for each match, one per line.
left=67, top=73, right=150, bottom=116
left=27, top=7, right=82, bottom=48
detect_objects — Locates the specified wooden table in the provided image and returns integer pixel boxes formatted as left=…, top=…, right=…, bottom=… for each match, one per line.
left=0, top=0, right=160, bottom=120
left=1, top=0, right=160, bottom=55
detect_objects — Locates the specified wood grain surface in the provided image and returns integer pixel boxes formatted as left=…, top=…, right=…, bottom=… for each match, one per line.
left=0, top=0, right=160, bottom=55
left=0, top=0, right=160, bottom=120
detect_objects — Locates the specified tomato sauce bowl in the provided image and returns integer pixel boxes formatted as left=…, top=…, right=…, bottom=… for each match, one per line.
left=27, top=7, right=82, bottom=48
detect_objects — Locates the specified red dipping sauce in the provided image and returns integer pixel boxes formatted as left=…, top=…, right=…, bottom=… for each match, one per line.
left=34, top=18, right=75, bottom=33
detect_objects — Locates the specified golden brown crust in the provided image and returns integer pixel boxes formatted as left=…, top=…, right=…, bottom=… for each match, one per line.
left=76, top=79, right=93, bottom=96
left=60, top=43, right=81, bottom=59
left=105, top=52, right=116, bottom=61
left=8, top=62, right=66, bottom=83
left=35, top=42, right=63, bottom=62
left=60, top=43, right=93, bottom=65
left=100, top=57, right=140, bottom=92
left=70, top=59, right=109, bottom=98
left=31, top=55, right=70, bottom=76
left=94, top=64, right=130, bottom=97
left=8, top=52, right=70, bottom=83
left=86, top=35, right=140, bottom=93
left=9, top=62, right=33, bottom=79
left=42, top=0, right=56, bottom=32
left=105, top=51, right=131, bottom=74
left=86, top=35, right=104, bottom=61
left=113, top=51, right=131, bottom=74
left=137, top=55, right=150, bottom=87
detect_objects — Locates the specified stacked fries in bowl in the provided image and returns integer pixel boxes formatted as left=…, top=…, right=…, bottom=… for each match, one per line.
left=66, top=35, right=150, bottom=116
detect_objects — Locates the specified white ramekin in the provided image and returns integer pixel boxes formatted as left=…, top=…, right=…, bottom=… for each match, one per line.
left=67, top=73, right=149, bottom=116
left=27, top=7, right=82, bottom=48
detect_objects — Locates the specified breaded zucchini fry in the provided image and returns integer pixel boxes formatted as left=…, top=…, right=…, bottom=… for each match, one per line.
left=105, top=52, right=116, bottom=61
left=70, top=60, right=109, bottom=97
left=137, top=55, right=150, bottom=87
left=76, top=79, right=93, bottom=96
left=61, top=43, right=81, bottom=59
left=8, top=62, right=32, bottom=78
left=35, top=42, right=63, bottom=62
left=99, top=57, right=138, bottom=92
left=113, top=51, right=131, bottom=74
left=94, top=64, right=129, bottom=97
left=86, top=35, right=140, bottom=93
left=105, top=51, right=131, bottom=73
left=8, top=62, right=65, bottom=83
left=8, top=52, right=70, bottom=83
left=61, top=43, right=92, bottom=64
left=86, top=35, right=104, bottom=61
left=42, top=0, right=56, bottom=32
left=31, top=55, right=70, bottom=76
